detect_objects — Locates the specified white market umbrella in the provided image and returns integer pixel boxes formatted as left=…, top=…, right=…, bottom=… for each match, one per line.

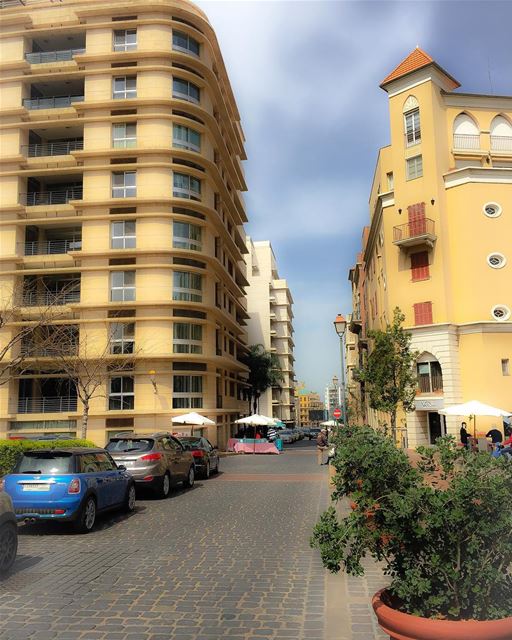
left=321, top=420, right=339, bottom=427
left=235, top=414, right=275, bottom=426
left=439, top=400, right=512, bottom=437
left=172, top=412, right=215, bottom=426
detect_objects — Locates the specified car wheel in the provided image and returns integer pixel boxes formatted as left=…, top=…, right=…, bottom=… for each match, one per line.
left=0, top=522, right=18, bottom=575
left=124, top=484, right=136, bottom=512
left=203, top=461, right=210, bottom=479
left=183, top=465, right=195, bottom=488
left=74, top=496, right=96, bottom=533
left=159, top=473, right=171, bottom=499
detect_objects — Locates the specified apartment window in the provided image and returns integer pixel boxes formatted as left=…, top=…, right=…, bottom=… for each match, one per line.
left=113, top=76, right=137, bottom=99
left=111, top=220, right=136, bottom=249
left=386, top=172, right=394, bottom=191
left=172, top=375, right=203, bottom=409
left=110, top=322, right=135, bottom=354
left=411, top=251, right=429, bottom=282
left=173, top=323, right=202, bottom=354
left=113, top=122, right=136, bottom=149
left=109, top=376, right=134, bottom=410
left=406, top=155, right=423, bottom=180
left=173, top=271, right=202, bottom=302
left=113, top=29, right=137, bottom=52
left=413, top=301, right=433, bottom=326
left=417, top=360, right=443, bottom=394
left=173, top=221, right=201, bottom=251
left=172, top=30, right=200, bottom=56
left=173, top=124, right=201, bottom=152
left=111, top=270, right=135, bottom=301
left=173, top=172, right=201, bottom=200
left=404, top=108, right=421, bottom=146
left=502, top=359, right=510, bottom=376
left=172, top=78, right=200, bottom=104
left=112, top=171, right=136, bottom=198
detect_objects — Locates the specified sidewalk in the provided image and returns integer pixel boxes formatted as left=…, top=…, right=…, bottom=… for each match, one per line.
left=323, top=465, right=388, bottom=640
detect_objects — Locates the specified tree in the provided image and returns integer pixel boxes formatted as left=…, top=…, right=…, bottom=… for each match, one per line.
left=354, top=307, right=417, bottom=440
left=240, top=344, right=284, bottom=414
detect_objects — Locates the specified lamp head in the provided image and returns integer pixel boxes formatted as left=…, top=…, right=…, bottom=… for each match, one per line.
left=333, top=314, right=347, bottom=337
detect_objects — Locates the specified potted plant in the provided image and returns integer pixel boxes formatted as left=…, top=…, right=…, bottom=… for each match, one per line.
left=311, top=425, right=512, bottom=640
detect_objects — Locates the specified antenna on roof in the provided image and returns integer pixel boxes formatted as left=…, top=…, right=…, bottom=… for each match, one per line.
left=487, top=55, right=494, bottom=95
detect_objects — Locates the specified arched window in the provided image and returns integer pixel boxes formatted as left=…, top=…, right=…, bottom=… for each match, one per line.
left=416, top=353, right=443, bottom=394
left=403, top=96, right=420, bottom=147
left=453, top=113, right=480, bottom=151
left=490, top=115, right=512, bottom=152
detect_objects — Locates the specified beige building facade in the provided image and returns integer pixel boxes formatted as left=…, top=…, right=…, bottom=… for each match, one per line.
left=0, top=0, right=251, bottom=448
left=246, top=239, right=295, bottom=424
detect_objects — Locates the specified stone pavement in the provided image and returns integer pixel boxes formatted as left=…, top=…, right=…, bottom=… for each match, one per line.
left=0, top=441, right=387, bottom=639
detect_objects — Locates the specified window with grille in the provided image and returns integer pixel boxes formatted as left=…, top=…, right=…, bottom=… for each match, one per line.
left=113, top=76, right=137, bottom=99
left=173, top=221, right=201, bottom=251
left=113, top=29, right=137, bottom=52
left=404, top=108, right=421, bottom=146
left=173, top=322, right=202, bottom=354
left=110, top=322, right=135, bottom=354
left=172, top=78, right=200, bottom=104
left=109, top=376, right=134, bottom=410
left=172, top=30, right=200, bottom=56
left=112, top=171, right=136, bottom=198
left=413, top=301, right=433, bottom=325
left=406, top=155, right=423, bottom=180
left=172, top=271, right=202, bottom=302
left=113, top=123, right=136, bottom=149
left=411, top=251, right=429, bottom=281
left=111, top=220, right=136, bottom=249
left=173, top=172, right=201, bottom=200
left=172, top=375, right=203, bottom=409
left=111, top=270, right=135, bottom=302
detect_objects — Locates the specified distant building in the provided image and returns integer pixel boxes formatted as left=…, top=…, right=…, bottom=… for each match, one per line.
left=296, top=382, right=325, bottom=427
left=324, top=376, right=342, bottom=418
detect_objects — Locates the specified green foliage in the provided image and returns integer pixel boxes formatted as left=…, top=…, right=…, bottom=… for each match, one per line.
left=311, top=426, right=512, bottom=621
left=0, top=439, right=96, bottom=477
left=240, top=344, right=284, bottom=413
left=355, top=308, right=417, bottom=433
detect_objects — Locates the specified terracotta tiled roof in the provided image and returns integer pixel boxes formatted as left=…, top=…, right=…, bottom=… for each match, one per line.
left=381, top=47, right=434, bottom=86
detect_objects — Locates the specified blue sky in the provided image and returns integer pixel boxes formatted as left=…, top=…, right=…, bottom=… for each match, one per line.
left=196, top=0, right=512, bottom=395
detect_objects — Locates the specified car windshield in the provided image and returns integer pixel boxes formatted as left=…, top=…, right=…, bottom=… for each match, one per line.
left=180, top=438, right=203, bottom=449
left=106, top=438, right=154, bottom=453
left=14, top=452, right=74, bottom=474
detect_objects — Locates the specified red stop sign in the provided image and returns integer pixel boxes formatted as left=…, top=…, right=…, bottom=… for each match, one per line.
left=333, top=408, right=342, bottom=419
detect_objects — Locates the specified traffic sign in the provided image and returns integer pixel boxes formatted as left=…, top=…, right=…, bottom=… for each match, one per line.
left=333, top=408, right=342, bottom=419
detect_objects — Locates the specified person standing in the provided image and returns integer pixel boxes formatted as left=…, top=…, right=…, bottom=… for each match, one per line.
left=316, top=429, right=328, bottom=465
left=460, top=422, right=470, bottom=449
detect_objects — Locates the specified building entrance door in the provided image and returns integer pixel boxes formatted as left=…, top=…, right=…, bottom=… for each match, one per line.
left=428, top=412, right=442, bottom=444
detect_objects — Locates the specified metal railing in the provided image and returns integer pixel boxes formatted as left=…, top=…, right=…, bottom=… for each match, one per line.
left=25, top=48, right=85, bottom=64
left=490, top=135, right=512, bottom=152
left=24, top=239, right=82, bottom=255
left=22, top=187, right=83, bottom=206
left=22, top=289, right=80, bottom=306
left=23, top=139, right=83, bottom=157
left=453, top=133, right=480, bottom=150
left=17, top=397, right=78, bottom=414
left=22, top=95, right=84, bottom=110
left=1, top=0, right=26, bottom=7
left=393, top=218, right=435, bottom=242
left=20, top=344, right=78, bottom=357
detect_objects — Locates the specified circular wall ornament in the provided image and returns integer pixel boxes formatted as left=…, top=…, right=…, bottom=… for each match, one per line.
left=491, top=305, right=511, bottom=321
left=487, top=253, right=507, bottom=269
left=483, top=202, right=502, bottom=218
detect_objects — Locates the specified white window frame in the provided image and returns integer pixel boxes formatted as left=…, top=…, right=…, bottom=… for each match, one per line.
left=111, top=270, right=136, bottom=302
left=172, top=124, right=201, bottom=152
left=404, top=108, right=421, bottom=147
left=108, top=376, right=135, bottom=410
left=112, top=171, right=137, bottom=198
left=113, top=122, right=137, bottom=149
left=173, top=221, right=202, bottom=251
left=172, top=30, right=200, bottom=57
left=113, top=76, right=137, bottom=100
left=172, top=271, right=202, bottom=302
left=173, top=322, right=203, bottom=354
left=113, top=29, right=137, bottom=52
left=173, top=172, right=201, bottom=201
left=172, top=375, right=203, bottom=409
left=172, top=78, right=200, bottom=104
left=110, top=322, right=135, bottom=354
left=406, top=155, right=423, bottom=180
left=111, top=220, right=136, bottom=249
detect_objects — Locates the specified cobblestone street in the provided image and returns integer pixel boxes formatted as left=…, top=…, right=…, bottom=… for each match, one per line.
left=0, top=442, right=386, bottom=639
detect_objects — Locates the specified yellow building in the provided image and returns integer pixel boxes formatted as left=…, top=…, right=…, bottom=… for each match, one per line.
left=348, top=48, right=512, bottom=446
left=296, top=382, right=324, bottom=427
left=0, top=0, right=250, bottom=448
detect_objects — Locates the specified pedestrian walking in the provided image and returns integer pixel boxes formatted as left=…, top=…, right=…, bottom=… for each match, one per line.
left=267, top=427, right=277, bottom=442
left=316, top=429, right=328, bottom=465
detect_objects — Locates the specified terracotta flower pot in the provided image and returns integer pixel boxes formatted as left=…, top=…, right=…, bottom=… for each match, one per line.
left=372, top=589, right=512, bottom=640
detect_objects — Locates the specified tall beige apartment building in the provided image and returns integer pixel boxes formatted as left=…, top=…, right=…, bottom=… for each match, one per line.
left=0, top=0, right=251, bottom=448
left=246, top=239, right=295, bottom=424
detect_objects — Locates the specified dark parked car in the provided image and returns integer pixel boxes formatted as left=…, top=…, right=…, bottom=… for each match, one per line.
left=308, top=428, right=322, bottom=440
left=178, top=436, right=220, bottom=479
left=1, top=448, right=135, bottom=533
left=0, top=491, right=17, bottom=574
left=106, top=432, right=195, bottom=498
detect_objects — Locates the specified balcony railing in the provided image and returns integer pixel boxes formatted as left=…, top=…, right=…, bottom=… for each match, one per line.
left=23, top=139, right=83, bottom=157
left=490, top=135, right=512, bottom=153
left=393, top=218, right=436, bottom=248
left=1, top=0, right=26, bottom=7
left=453, top=133, right=480, bottom=150
left=23, top=95, right=84, bottom=110
left=20, top=344, right=78, bottom=357
left=24, top=239, right=82, bottom=255
left=22, top=187, right=83, bottom=206
left=22, top=289, right=80, bottom=306
left=25, top=48, right=85, bottom=64
left=17, top=397, right=78, bottom=414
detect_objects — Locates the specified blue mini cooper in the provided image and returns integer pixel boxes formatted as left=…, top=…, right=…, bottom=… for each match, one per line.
left=1, top=447, right=136, bottom=533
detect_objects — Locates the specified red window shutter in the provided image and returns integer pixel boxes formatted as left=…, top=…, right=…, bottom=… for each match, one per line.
left=407, top=202, right=426, bottom=236
left=413, top=301, right=433, bottom=325
left=411, top=251, right=429, bottom=281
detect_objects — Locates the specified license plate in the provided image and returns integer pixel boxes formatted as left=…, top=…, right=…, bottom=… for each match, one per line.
left=22, top=484, right=50, bottom=492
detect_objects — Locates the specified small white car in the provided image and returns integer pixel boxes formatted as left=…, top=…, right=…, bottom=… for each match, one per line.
left=0, top=490, right=18, bottom=574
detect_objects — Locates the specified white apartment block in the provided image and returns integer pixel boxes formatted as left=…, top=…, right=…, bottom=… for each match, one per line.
left=246, top=239, right=296, bottom=424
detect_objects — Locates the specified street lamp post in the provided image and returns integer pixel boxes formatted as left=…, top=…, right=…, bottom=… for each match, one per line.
left=333, top=314, right=348, bottom=427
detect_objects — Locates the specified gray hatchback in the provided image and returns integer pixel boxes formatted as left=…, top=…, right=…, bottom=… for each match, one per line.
left=106, top=432, right=195, bottom=498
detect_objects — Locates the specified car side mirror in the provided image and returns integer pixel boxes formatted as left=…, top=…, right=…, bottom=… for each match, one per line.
left=117, top=465, right=127, bottom=471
